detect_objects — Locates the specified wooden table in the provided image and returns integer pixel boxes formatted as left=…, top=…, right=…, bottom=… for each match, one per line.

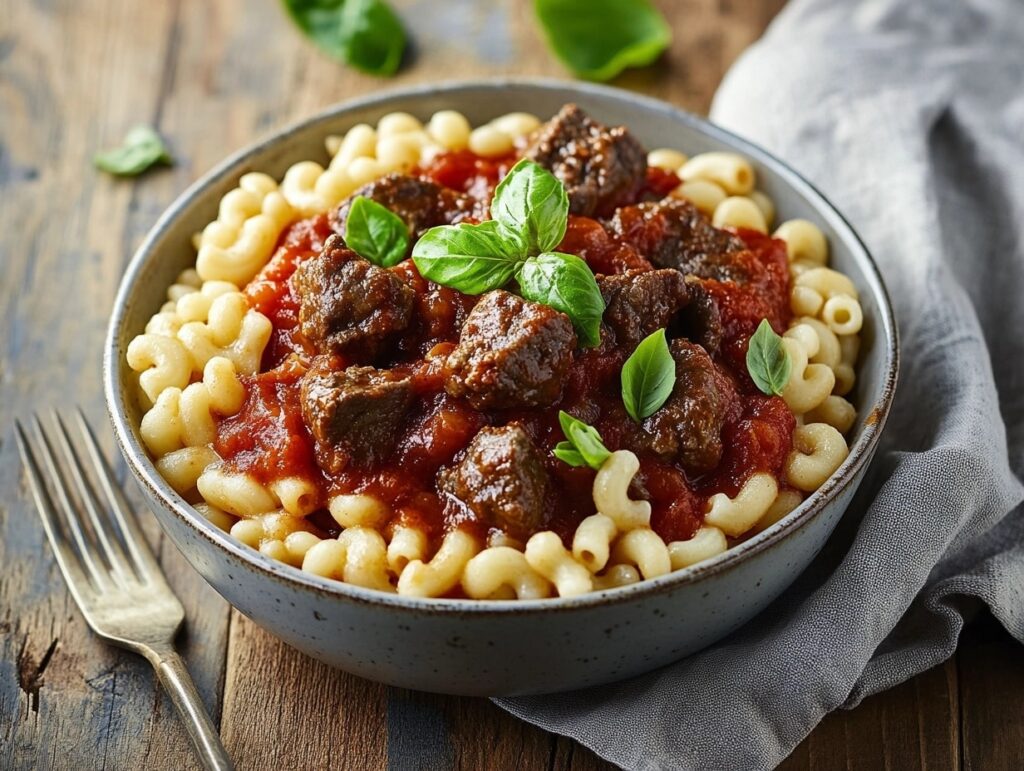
left=2, top=1, right=1022, bottom=768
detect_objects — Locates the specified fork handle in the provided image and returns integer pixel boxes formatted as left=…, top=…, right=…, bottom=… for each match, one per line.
left=143, top=644, right=235, bottom=771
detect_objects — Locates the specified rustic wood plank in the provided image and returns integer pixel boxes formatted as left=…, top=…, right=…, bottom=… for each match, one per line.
left=959, top=614, right=1024, bottom=771
left=0, top=0, right=231, bottom=768
left=779, top=658, right=960, bottom=770
left=219, top=614, right=388, bottom=770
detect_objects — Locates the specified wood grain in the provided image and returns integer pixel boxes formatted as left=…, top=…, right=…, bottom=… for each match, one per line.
left=2, top=0, right=1020, bottom=769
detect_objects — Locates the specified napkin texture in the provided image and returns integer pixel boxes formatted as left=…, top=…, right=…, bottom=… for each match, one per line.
left=498, top=1, right=1024, bottom=767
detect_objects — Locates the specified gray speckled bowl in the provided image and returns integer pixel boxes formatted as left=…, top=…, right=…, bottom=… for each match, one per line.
left=104, top=80, right=898, bottom=696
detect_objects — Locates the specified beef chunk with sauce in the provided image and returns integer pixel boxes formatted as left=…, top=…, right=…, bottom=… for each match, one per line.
left=300, top=358, right=414, bottom=473
left=606, top=198, right=747, bottom=281
left=438, top=423, right=549, bottom=538
left=331, top=173, right=480, bottom=250
left=444, top=290, right=576, bottom=410
left=293, top=234, right=415, bottom=358
left=674, top=276, right=723, bottom=354
left=598, top=269, right=690, bottom=351
left=523, top=104, right=647, bottom=217
left=641, top=340, right=736, bottom=474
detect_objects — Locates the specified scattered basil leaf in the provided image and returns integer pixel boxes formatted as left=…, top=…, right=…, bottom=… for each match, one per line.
left=491, top=159, right=569, bottom=254
left=344, top=196, right=410, bottom=267
left=282, top=0, right=406, bottom=76
left=534, top=0, right=671, bottom=82
left=517, top=252, right=604, bottom=347
left=556, top=411, right=612, bottom=470
left=412, top=221, right=522, bottom=295
left=93, top=126, right=172, bottom=177
left=621, top=329, right=675, bottom=423
left=553, top=441, right=586, bottom=468
left=746, top=319, right=792, bottom=396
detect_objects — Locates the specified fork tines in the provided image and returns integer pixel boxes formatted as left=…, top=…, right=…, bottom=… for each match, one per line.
left=14, top=409, right=162, bottom=593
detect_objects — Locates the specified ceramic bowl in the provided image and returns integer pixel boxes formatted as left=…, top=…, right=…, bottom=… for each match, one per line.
left=104, top=79, right=898, bottom=696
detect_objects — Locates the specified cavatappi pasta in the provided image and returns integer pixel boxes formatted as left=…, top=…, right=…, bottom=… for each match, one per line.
left=128, top=105, right=861, bottom=601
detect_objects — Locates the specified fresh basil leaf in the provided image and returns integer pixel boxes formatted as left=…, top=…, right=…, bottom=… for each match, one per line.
left=517, top=252, right=604, bottom=347
left=746, top=319, right=792, bottom=396
left=491, top=159, right=569, bottom=254
left=557, top=411, right=611, bottom=470
left=344, top=196, right=409, bottom=267
left=553, top=441, right=586, bottom=468
left=534, top=0, right=671, bottom=82
left=282, top=0, right=406, bottom=76
left=412, top=221, right=521, bottom=295
left=93, top=126, right=172, bottom=177
left=621, top=328, right=675, bottom=422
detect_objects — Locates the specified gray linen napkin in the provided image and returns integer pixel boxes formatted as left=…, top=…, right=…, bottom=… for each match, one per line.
left=497, top=1, right=1024, bottom=767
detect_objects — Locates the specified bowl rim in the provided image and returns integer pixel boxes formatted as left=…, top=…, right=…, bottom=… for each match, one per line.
left=104, top=77, right=899, bottom=615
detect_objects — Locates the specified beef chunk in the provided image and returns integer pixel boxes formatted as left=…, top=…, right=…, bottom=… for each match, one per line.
left=523, top=104, right=647, bottom=217
left=673, top=276, right=723, bottom=354
left=300, top=358, right=413, bottom=473
left=444, top=290, right=576, bottom=410
left=606, top=198, right=748, bottom=281
left=641, top=340, right=735, bottom=474
left=331, top=173, right=479, bottom=250
left=598, top=269, right=691, bottom=351
left=438, top=424, right=548, bottom=538
left=293, top=234, right=415, bottom=357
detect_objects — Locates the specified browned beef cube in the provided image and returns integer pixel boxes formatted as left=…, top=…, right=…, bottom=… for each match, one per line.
left=675, top=276, right=723, bottom=354
left=641, top=340, right=736, bottom=474
left=438, top=423, right=549, bottom=538
left=598, top=269, right=691, bottom=351
left=300, top=358, right=414, bottom=473
left=606, top=198, right=748, bottom=282
left=523, top=104, right=647, bottom=217
left=293, top=235, right=415, bottom=358
left=331, top=173, right=480, bottom=252
left=444, top=290, right=576, bottom=410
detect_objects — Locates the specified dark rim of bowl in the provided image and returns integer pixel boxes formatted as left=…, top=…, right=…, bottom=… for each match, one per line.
left=104, top=78, right=899, bottom=615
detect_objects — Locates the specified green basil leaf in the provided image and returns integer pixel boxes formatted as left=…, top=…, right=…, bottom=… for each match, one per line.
left=557, top=411, right=611, bottom=470
left=412, top=221, right=521, bottom=294
left=746, top=318, right=792, bottom=396
left=282, top=0, right=406, bottom=76
left=93, top=126, right=172, bottom=177
left=621, top=328, right=675, bottom=422
left=534, top=0, right=671, bottom=82
left=491, top=159, right=569, bottom=254
left=517, top=252, right=604, bottom=347
left=344, top=196, right=409, bottom=267
left=553, top=441, right=586, bottom=468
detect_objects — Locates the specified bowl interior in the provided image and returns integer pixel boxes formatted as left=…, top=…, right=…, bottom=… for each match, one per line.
left=105, top=79, right=898, bottom=610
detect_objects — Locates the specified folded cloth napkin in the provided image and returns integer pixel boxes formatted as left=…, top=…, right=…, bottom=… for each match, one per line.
left=497, top=0, right=1024, bottom=767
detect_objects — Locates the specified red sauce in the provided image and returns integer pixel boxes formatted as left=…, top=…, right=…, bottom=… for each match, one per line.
left=218, top=150, right=797, bottom=548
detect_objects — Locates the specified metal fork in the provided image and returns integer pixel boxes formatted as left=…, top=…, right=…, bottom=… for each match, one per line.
left=15, top=409, right=234, bottom=771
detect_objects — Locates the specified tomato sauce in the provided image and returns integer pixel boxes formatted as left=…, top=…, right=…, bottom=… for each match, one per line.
left=217, top=150, right=795, bottom=548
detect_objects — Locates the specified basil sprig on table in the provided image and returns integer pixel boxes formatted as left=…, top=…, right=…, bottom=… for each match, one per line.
left=553, top=411, right=612, bottom=470
left=94, top=126, right=172, bottom=177
left=621, top=329, right=675, bottom=423
left=282, top=0, right=406, bottom=76
left=412, top=159, right=605, bottom=347
left=746, top=319, right=792, bottom=396
left=533, top=0, right=672, bottom=82
left=344, top=196, right=410, bottom=267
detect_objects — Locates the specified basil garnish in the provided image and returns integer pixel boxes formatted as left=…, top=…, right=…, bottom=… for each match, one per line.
left=413, top=221, right=522, bottom=294
left=621, top=329, right=675, bottom=422
left=517, top=253, right=603, bottom=347
left=554, top=411, right=611, bottom=470
left=411, top=159, right=605, bottom=347
left=746, top=319, right=792, bottom=396
left=282, top=0, right=406, bottom=77
left=534, top=0, right=672, bottom=82
left=344, top=196, right=410, bottom=267
left=93, top=126, right=172, bottom=177
left=492, top=159, right=569, bottom=254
